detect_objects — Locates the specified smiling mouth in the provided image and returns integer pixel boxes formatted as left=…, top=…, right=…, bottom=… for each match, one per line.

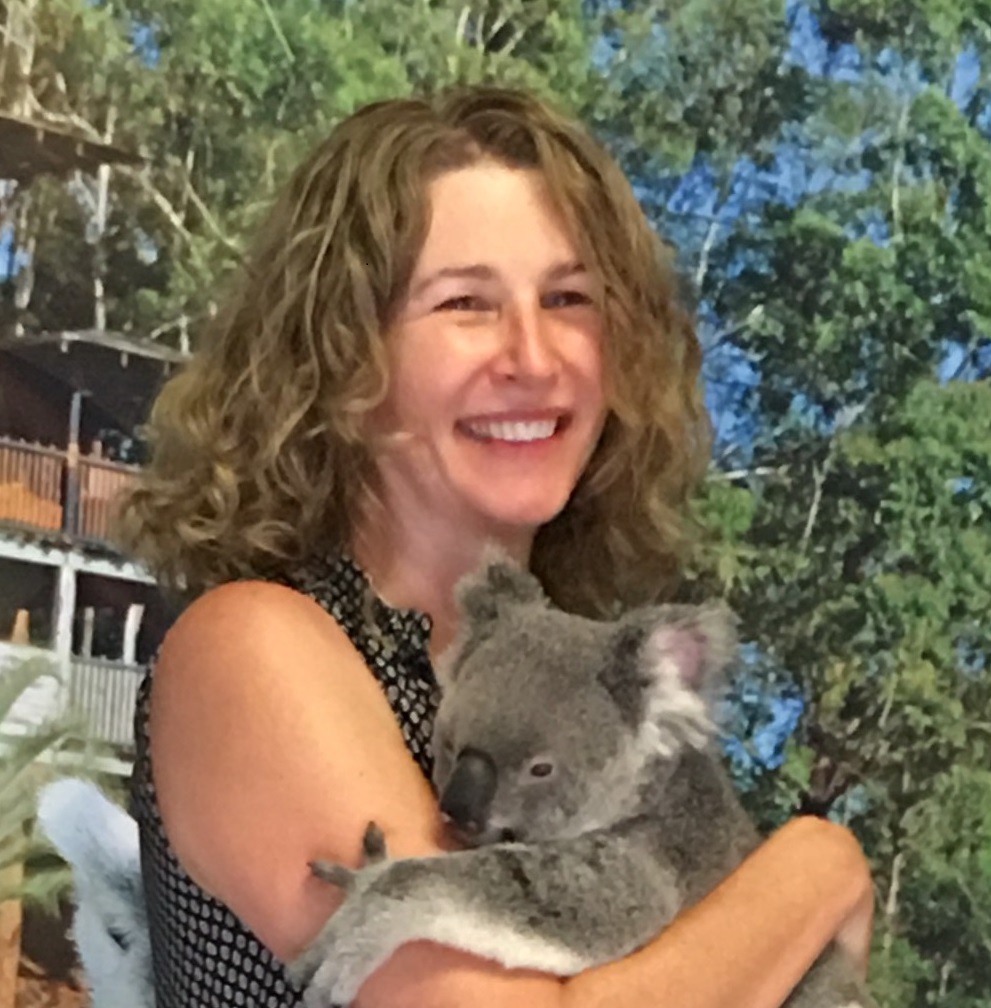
left=460, top=417, right=568, bottom=443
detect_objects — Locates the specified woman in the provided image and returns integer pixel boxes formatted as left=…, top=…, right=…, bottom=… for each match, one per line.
left=121, top=86, right=874, bottom=1008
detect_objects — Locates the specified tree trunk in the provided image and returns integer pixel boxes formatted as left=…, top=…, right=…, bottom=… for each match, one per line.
left=93, top=104, right=117, bottom=331
left=881, top=848, right=904, bottom=961
left=0, top=0, right=38, bottom=117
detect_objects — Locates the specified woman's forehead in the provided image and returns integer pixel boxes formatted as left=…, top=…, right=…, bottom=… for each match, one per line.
left=412, top=164, right=585, bottom=277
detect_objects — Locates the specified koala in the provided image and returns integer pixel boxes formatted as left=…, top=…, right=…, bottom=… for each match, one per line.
left=290, top=559, right=874, bottom=1008
left=36, top=778, right=155, bottom=1008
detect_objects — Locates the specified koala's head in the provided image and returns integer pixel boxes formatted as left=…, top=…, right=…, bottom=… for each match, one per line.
left=432, top=557, right=737, bottom=846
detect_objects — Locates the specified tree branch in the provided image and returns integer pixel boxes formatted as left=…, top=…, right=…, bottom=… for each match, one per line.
left=703, top=304, right=764, bottom=351
left=180, top=175, right=245, bottom=259
left=890, top=95, right=911, bottom=242
left=881, top=849, right=904, bottom=958
left=117, top=166, right=243, bottom=262
left=494, top=23, right=528, bottom=58
left=255, top=0, right=294, bottom=63
left=708, top=464, right=789, bottom=482
left=124, top=171, right=206, bottom=269
left=694, top=212, right=721, bottom=292
left=454, top=5, right=471, bottom=46
left=800, top=457, right=829, bottom=553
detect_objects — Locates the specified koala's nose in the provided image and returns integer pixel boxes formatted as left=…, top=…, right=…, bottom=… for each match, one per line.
left=439, top=748, right=498, bottom=833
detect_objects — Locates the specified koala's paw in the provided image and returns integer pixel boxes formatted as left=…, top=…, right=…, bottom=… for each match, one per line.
left=308, top=821, right=390, bottom=891
left=292, top=835, right=407, bottom=1007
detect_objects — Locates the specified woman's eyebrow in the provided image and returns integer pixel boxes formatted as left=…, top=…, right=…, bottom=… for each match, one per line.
left=409, top=264, right=496, bottom=299
left=409, top=259, right=588, bottom=300
left=545, top=260, right=587, bottom=281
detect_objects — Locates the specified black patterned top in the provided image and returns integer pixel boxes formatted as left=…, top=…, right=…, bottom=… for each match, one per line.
left=129, top=554, right=439, bottom=1007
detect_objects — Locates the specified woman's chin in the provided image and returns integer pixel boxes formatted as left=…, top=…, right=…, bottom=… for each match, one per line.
left=464, top=486, right=576, bottom=535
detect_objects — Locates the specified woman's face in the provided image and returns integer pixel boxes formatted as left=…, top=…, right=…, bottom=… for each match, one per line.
left=371, top=160, right=607, bottom=544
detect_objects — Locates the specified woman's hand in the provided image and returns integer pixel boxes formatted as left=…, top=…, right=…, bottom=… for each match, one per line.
left=784, top=815, right=875, bottom=976
left=561, top=813, right=875, bottom=1008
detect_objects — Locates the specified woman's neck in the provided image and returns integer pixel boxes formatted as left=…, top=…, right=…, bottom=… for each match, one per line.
left=350, top=507, right=534, bottom=658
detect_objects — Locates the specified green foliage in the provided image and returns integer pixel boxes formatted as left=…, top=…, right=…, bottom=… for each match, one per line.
left=10, top=0, right=601, bottom=340
left=0, top=658, right=75, bottom=907
left=704, top=377, right=991, bottom=1002
left=0, top=657, right=121, bottom=912
left=661, top=8, right=991, bottom=999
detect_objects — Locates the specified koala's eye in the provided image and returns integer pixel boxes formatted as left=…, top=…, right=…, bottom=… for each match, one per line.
left=528, top=759, right=555, bottom=779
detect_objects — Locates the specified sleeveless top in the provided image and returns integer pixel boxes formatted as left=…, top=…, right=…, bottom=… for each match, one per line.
left=129, top=554, right=440, bottom=1007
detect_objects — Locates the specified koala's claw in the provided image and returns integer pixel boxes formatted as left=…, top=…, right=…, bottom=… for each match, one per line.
left=362, top=821, right=388, bottom=862
left=296, top=831, right=399, bottom=1002
left=308, top=860, right=355, bottom=889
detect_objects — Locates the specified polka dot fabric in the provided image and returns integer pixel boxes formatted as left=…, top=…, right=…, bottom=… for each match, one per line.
left=129, top=554, right=440, bottom=1007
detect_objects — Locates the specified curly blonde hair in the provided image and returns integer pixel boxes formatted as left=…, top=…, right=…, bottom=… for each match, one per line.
left=119, top=85, right=711, bottom=615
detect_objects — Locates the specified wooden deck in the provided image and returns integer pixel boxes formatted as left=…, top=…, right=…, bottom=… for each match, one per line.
left=0, top=437, right=138, bottom=546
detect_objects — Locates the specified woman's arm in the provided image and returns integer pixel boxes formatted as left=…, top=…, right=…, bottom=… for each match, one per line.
left=150, top=581, right=873, bottom=1008
left=355, top=817, right=872, bottom=1008
left=561, top=815, right=873, bottom=1008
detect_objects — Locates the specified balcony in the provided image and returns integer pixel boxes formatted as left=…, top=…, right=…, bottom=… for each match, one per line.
left=0, top=435, right=139, bottom=547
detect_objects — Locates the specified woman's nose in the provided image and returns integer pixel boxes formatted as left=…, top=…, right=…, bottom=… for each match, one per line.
left=496, top=304, right=559, bottom=382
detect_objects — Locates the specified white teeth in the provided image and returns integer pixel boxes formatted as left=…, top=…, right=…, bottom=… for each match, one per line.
left=466, top=419, right=558, bottom=442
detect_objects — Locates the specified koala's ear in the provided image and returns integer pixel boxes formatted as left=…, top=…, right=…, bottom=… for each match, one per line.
left=454, top=548, right=549, bottom=626
left=616, top=602, right=738, bottom=751
left=640, top=602, right=738, bottom=696
left=435, top=549, right=548, bottom=689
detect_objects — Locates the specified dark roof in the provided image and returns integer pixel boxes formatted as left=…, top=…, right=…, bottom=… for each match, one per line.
left=0, top=328, right=188, bottom=365
left=0, top=329, right=188, bottom=432
left=0, top=112, right=143, bottom=181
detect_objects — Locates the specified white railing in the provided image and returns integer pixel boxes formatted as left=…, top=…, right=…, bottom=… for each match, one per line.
left=0, top=643, right=143, bottom=752
left=67, top=656, right=143, bottom=748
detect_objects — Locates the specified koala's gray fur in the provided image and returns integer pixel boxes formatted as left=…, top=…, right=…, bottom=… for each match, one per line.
left=290, top=559, right=874, bottom=1008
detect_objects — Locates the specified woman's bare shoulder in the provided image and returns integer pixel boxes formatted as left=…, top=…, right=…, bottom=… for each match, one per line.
left=161, top=577, right=345, bottom=653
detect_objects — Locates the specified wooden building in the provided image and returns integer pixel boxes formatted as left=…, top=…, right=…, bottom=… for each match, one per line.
left=0, top=327, right=182, bottom=767
left=0, top=103, right=178, bottom=772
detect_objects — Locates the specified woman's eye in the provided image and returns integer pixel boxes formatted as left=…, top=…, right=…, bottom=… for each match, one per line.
left=543, top=290, right=593, bottom=309
left=436, top=295, right=489, bottom=312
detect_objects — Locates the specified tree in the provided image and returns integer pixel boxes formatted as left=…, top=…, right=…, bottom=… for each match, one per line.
left=678, top=5, right=991, bottom=999
left=4, top=0, right=599, bottom=346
